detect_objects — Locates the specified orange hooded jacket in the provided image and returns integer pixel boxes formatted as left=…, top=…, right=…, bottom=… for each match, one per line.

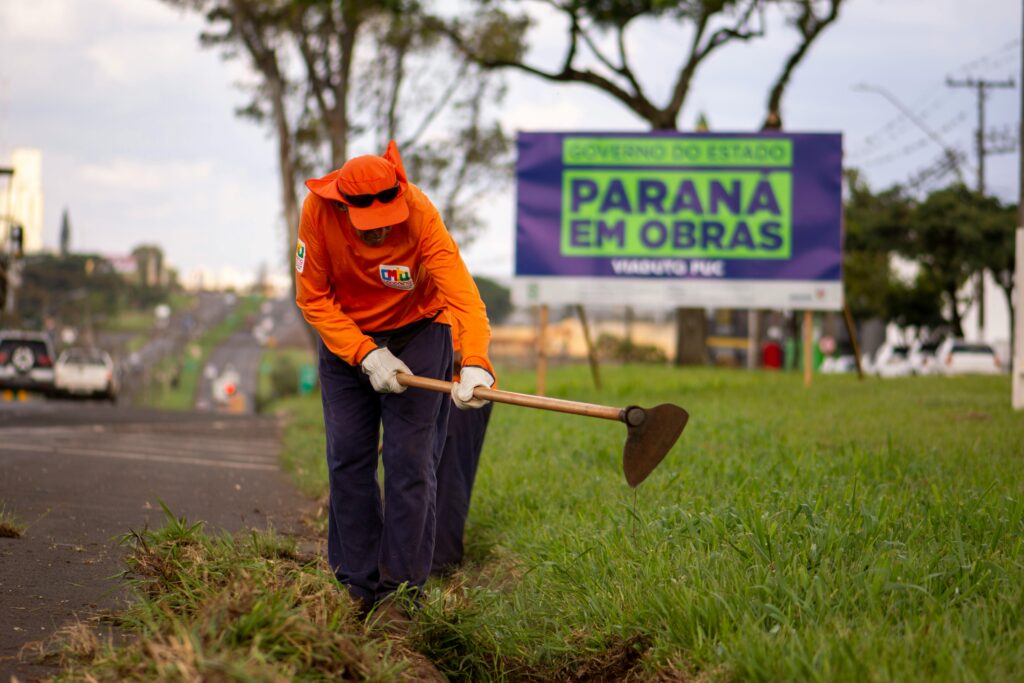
left=294, top=146, right=494, bottom=378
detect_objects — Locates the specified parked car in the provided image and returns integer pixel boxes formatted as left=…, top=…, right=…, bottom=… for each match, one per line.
left=0, top=330, right=57, bottom=396
left=873, top=343, right=913, bottom=378
left=935, top=338, right=1002, bottom=376
left=909, top=340, right=942, bottom=376
left=54, top=347, right=119, bottom=401
left=820, top=354, right=859, bottom=374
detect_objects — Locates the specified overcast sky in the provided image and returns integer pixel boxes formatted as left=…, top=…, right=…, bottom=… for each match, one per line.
left=0, top=0, right=1019, bottom=283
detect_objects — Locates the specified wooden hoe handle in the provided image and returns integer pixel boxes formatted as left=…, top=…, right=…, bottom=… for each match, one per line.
left=396, top=373, right=623, bottom=422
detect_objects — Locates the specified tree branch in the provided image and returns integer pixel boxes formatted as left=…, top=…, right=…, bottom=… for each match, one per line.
left=665, top=0, right=763, bottom=127
left=764, top=0, right=845, bottom=129
left=400, top=61, right=471, bottom=149
left=441, top=17, right=662, bottom=125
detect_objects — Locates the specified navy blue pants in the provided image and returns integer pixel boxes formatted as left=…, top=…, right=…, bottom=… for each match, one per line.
left=432, top=401, right=493, bottom=575
left=317, top=322, right=452, bottom=609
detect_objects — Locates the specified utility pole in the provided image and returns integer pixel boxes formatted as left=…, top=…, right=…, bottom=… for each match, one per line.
left=0, top=167, right=14, bottom=323
left=1015, top=6, right=1024, bottom=410
left=947, top=76, right=1015, bottom=337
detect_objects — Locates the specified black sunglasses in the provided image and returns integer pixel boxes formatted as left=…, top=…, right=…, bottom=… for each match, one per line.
left=341, top=183, right=401, bottom=208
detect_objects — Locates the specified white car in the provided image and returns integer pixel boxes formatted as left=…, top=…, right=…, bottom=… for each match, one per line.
left=935, top=339, right=1002, bottom=376
left=54, top=348, right=118, bottom=401
left=909, top=340, right=942, bottom=376
left=873, top=343, right=913, bottom=378
left=820, top=354, right=859, bottom=374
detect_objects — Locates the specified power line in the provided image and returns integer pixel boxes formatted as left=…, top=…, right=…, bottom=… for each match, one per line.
left=849, top=40, right=1019, bottom=159
left=853, top=83, right=967, bottom=184
left=851, top=111, right=969, bottom=165
left=948, top=39, right=1019, bottom=77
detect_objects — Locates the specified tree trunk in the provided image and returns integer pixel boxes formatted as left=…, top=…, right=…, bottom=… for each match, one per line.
left=674, top=308, right=708, bottom=365
left=329, top=22, right=358, bottom=166
left=947, top=286, right=964, bottom=337
left=266, top=71, right=316, bottom=352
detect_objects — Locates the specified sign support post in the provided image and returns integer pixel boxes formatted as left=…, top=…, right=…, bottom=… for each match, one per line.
left=803, top=310, right=813, bottom=387
left=842, top=302, right=865, bottom=380
left=537, top=304, right=549, bottom=396
left=576, top=304, right=602, bottom=389
left=1013, top=228, right=1023, bottom=409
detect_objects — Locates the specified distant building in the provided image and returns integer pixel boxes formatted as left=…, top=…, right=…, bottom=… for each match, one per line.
left=131, top=244, right=165, bottom=287
left=183, top=266, right=290, bottom=295
left=103, top=254, right=139, bottom=280
left=0, top=148, right=44, bottom=254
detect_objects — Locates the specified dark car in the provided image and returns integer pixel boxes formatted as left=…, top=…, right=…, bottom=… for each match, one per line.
left=0, top=330, right=57, bottom=396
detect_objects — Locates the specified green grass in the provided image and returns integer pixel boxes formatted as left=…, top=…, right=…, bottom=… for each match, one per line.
left=56, top=367, right=1024, bottom=681
left=274, top=393, right=328, bottom=499
left=282, top=366, right=1024, bottom=681
left=149, top=296, right=263, bottom=411
left=459, top=368, right=1024, bottom=680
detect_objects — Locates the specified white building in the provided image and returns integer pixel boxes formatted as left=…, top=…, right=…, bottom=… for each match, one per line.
left=0, top=148, right=44, bottom=254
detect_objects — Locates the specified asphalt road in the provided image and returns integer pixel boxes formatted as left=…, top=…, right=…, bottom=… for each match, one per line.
left=0, top=400, right=314, bottom=682
left=195, top=297, right=311, bottom=415
left=101, top=291, right=237, bottom=405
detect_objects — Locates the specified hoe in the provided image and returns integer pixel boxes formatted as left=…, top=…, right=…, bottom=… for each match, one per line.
left=397, top=373, right=689, bottom=487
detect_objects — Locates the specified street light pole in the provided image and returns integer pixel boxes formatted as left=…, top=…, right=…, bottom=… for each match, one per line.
left=0, top=168, right=14, bottom=323
left=1014, top=3, right=1024, bottom=410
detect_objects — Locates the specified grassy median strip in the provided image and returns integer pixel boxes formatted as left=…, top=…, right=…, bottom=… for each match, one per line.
left=47, top=367, right=1024, bottom=680
left=149, top=295, right=262, bottom=411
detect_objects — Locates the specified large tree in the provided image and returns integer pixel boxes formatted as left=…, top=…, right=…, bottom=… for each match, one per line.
left=898, top=184, right=1013, bottom=338
left=843, top=174, right=1018, bottom=343
left=843, top=170, right=945, bottom=339
left=439, top=0, right=846, bottom=363
left=843, top=170, right=910, bottom=323
left=164, top=0, right=511, bottom=296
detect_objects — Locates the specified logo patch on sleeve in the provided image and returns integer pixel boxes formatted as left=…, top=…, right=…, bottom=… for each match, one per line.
left=379, top=264, right=414, bottom=290
left=295, top=239, right=306, bottom=273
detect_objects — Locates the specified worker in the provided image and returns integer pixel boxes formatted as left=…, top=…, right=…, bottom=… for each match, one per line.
left=294, top=140, right=495, bottom=619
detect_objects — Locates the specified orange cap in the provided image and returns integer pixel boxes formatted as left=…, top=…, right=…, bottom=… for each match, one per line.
left=304, top=140, right=410, bottom=230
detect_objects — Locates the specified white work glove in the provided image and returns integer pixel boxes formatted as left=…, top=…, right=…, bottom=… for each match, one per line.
left=360, top=347, right=411, bottom=394
left=451, top=366, right=494, bottom=410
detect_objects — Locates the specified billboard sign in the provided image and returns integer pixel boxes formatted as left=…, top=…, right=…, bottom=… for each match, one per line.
left=513, top=132, right=843, bottom=310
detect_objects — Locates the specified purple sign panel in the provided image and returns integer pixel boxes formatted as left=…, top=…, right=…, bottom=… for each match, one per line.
left=513, top=131, right=843, bottom=310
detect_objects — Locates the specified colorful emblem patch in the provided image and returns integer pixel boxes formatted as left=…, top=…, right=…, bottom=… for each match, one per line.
left=379, top=264, right=414, bottom=290
left=295, top=239, right=306, bottom=273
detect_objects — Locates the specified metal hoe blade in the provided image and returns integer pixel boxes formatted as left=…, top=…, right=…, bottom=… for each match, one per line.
left=622, top=404, right=689, bottom=487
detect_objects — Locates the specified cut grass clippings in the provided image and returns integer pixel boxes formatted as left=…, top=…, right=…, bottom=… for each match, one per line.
left=0, top=502, right=24, bottom=538
left=48, top=503, right=441, bottom=682
left=52, top=366, right=1024, bottom=681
